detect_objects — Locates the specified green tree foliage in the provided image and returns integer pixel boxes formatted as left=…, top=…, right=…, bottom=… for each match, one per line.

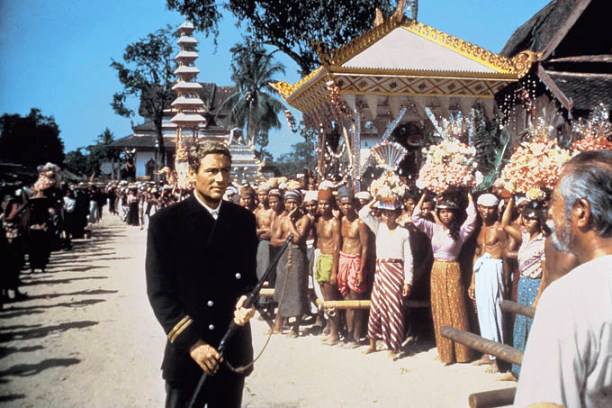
left=223, top=39, right=285, bottom=157
left=166, top=0, right=394, bottom=75
left=111, top=26, right=175, bottom=165
left=64, top=128, right=120, bottom=177
left=63, top=148, right=92, bottom=176
left=0, top=108, right=65, bottom=168
left=88, top=128, right=120, bottom=176
left=273, top=124, right=318, bottom=177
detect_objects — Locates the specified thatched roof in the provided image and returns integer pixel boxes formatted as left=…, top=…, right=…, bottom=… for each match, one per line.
left=501, top=0, right=588, bottom=58
left=500, top=0, right=611, bottom=112
left=545, top=71, right=612, bottom=111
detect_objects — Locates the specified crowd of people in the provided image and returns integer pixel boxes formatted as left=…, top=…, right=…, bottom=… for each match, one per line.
left=0, top=154, right=593, bottom=369
left=218, top=174, right=557, bottom=371
left=231, top=150, right=611, bottom=408
left=0, top=164, right=185, bottom=305
left=3, top=148, right=610, bottom=407
left=142, top=146, right=610, bottom=408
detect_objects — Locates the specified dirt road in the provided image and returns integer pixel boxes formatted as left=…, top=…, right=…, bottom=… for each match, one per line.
left=0, top=215, right=510, bottom=407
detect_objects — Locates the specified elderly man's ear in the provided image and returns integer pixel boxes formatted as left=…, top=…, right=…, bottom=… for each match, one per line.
left=572, top=198, right=591, bottom=229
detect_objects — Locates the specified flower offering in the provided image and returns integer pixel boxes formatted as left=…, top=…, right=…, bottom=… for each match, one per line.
left=416, top=139, right=478, bottom=194
left=370, top=170, right=407, bottom=204
left=571, top=103, right=612, bottom=152
left=498, top=135, right=572, bottom=195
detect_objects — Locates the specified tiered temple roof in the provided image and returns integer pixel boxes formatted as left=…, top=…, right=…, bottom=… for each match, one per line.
left=171, top=21, right=206, bottom=129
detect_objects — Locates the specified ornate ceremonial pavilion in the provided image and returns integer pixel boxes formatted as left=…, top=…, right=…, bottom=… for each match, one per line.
left=272, top=14, right=538, bottom=181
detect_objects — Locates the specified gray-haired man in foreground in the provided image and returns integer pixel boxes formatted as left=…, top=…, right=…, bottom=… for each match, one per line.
left=515, top=150, right=612, bottom=408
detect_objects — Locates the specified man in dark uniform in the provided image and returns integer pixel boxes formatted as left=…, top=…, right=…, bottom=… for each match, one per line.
left=146, top=142, right=258, bottom=408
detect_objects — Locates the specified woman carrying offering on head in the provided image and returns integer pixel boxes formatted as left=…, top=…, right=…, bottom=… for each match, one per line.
left=501, top=197, right=547, bottom=378
left=412, top=191, right=477, bottom=365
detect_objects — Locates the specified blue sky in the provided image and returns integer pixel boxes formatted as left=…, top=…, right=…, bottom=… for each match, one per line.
left=0, top=0, right=549, bottom=158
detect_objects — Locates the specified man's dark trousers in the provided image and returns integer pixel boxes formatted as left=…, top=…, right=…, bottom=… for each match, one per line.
left=165, top=365, right=244, bottom=408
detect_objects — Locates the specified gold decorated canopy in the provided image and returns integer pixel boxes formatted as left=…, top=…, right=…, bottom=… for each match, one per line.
left=272, top=17, right=538, bottom=117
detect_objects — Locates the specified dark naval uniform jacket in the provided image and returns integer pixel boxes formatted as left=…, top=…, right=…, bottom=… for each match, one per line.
left=146, top=195, right=258, bottom=386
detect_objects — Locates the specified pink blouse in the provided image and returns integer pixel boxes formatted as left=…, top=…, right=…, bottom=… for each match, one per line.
left=412, top=203, right=477, bottom=261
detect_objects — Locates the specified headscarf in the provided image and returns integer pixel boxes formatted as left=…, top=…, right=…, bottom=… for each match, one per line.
left=477, top=193, right=500, bottom=207
left=284, top=189, right=302, bottom=203
left=337, top=186, right=354, bottom=200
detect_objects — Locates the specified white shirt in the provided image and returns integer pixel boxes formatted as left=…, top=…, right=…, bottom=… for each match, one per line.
left=63, top=196, right=76, bottom=213
left=194, top=192, right=221, bottom=220
left=514, top=255, right=612, bottom=408
left=358, top=206, right=414, bottom=284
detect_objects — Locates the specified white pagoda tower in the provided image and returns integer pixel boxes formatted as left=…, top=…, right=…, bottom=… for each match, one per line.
left=170, top=21, right=262, bottom=186
left=171, top=21, right=206, bottom=187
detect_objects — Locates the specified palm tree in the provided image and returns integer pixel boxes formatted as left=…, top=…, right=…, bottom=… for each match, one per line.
left=222, top=40, right=286, bottom=156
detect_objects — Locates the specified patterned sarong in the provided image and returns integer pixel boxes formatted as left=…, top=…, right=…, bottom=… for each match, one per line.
left=314, top=253, right=334, bottom=283
left=430, top=259, right=472, bottom=364
left=368, top=259, right=405, bottom=353
left=274, top=244, right=308, bottom=318
left=511, top=276, right=540, bottom=377
left=337, top=252, right=367, bottom=297
left=474, top=253, right=504, bottom=346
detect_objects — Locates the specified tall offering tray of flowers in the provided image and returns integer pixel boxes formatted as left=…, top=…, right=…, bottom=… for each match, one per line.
left=571, top=103, right=612, bottom=152
left=416, top=139, right=480, bottom=194
left=368, top=140, right=408, bottom=205
left=497, top=117, right=573, bottom=197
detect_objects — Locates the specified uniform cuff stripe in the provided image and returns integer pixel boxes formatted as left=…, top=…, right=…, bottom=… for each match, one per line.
left=168, top=316, right=193, bottom=343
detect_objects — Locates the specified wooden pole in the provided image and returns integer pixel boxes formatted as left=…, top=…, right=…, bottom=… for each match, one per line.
left=501, top=300, right=535, bottom=319
left=315, top=299, right=429, bottom=310
left=468, top=388, right=516, bottom=408
left=259, top=288, right=275, bottom=297
left=258, top=290, right=430, bottom=309
left=317, top=299, right=371, bottom=309
left=441, top=326, right=523, bottom=365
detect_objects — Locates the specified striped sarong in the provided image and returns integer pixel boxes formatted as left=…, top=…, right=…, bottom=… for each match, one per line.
left=368, top=259, right=405, bottom=353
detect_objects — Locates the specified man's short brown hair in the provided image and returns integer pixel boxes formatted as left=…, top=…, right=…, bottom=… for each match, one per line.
left=188, top=142, right=232, bottom=172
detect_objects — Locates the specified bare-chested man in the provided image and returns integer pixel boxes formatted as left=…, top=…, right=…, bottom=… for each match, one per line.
left=303, top=192, right=319, bottom=283
left=254, top=185, right=275, bottom=280
left=314, top=189, right=341, bottom=345
left=337, top=187, right=369, bottom=346
left=469, top=193, right=507, bottom=368
left=267, top=189, right=285, bottom=289
left=303, top=192, right=318, bottom=254
left=271, top=190, right=312, bottom=336
left=239, top=185, right=257, bottom=212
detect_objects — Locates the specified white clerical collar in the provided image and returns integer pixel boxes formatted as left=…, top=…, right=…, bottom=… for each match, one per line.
left=194, top=192, right=221, bottom=220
